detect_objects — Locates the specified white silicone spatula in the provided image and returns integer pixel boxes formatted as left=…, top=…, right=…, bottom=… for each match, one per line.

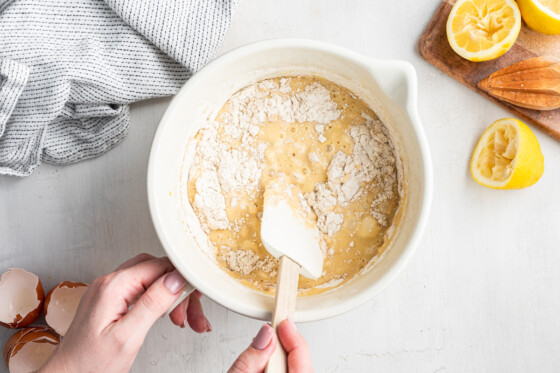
left=261, top=186, right=324, bottom=373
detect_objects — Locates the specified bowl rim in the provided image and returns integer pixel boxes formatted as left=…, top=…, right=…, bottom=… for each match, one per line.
left=147, top=38, right=433, bottom=322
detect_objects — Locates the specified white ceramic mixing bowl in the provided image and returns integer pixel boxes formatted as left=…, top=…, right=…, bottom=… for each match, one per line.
left=148, top=39, right=432, bottom=322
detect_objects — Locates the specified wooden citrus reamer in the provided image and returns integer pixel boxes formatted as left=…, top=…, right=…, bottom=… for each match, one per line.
left=479, top=56, right=560, bottom=111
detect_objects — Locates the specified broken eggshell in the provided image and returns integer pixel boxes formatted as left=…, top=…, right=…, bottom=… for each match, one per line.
left=44, top=281, right=88, bottom=336
left=3, top=326, right=60, bottom=373
left=0, top=269, right=44, bottom=329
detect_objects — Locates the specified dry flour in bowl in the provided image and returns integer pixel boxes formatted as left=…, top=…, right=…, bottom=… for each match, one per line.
left=182, top=75, right=402, bottom=295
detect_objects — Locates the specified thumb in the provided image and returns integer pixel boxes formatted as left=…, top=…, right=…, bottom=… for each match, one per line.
left=119, top=270, right=186, bottom=339
left=278, top=319, right=313, bottom=373
left=229, top=324, right=277, bottom=373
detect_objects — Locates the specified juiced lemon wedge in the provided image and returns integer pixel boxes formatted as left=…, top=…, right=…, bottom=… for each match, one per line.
left=447, top=0, right=521, bottom=61
left=517, top=0, right=560, bottom=35
left=470, top=118, right=544, bottom=189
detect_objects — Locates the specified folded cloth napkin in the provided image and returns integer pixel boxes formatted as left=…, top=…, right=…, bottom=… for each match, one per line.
left=0, top=0, right=237, bottom=176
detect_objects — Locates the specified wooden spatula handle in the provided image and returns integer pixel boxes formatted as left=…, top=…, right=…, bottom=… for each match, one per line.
left=265, top=255, right=300, bottom=373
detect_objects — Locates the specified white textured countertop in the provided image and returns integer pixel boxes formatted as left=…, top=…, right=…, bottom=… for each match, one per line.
left=2, top=0, right=560, bottom=372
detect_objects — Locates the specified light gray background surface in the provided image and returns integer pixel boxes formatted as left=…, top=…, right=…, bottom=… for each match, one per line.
left=2, top=0, right=560, bottom=372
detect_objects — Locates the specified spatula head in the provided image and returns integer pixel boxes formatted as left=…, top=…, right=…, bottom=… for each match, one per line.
left=261, top=191, right=324, bottom=280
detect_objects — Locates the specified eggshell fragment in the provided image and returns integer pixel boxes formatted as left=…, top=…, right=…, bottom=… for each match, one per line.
left=3, top=326, right=60, bottom=373
left=44, top=281, right=88, bottom=336
left=0, top=269, right=44, bottom=329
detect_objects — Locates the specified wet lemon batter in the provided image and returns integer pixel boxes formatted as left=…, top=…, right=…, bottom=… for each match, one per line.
left=187, top=76, right=401, bottom=295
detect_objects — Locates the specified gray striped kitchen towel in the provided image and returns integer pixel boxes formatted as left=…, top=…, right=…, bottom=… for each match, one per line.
left=0, top=0, right=237, bottom=176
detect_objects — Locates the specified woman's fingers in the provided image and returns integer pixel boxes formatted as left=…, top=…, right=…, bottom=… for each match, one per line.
left=168, top=290, right=211, bottom=332
left=169, top=296, right=189, bottom=327
left=229, top=320, right=312, bottom=373
left=186, top=291, right=211, bottom=333
left=116, top=257, right=175, bottom=306
left=115, top=253, right=156, bottom=271
left=116, top=270, right=186, bottom=340
left=81, top=257, right=175, bottom=327
left=277, top=319, right=313, bottom=373
left=229, top=324, right=277, bottom=373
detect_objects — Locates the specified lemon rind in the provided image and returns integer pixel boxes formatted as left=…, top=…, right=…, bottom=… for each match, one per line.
left=470, top=118, right=520, bottom=189
left=534, top=0, right=560, bottom=20
left=446, top=0, right=521, bottom=62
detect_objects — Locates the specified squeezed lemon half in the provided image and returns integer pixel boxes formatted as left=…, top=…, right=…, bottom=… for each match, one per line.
left=447, top=0, right=521, bottom=61
left=470, top=118, right=544, bottom=189
left=517, top=0, right=560, bottom=35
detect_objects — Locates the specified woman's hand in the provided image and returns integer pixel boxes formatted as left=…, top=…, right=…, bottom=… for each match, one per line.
left=229, top=319, right=313, bottom=373
left=40, top=253, right=211, bottom=373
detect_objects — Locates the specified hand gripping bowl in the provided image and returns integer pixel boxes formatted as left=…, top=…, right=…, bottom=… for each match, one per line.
left=148, top=39, right=433, bottom=322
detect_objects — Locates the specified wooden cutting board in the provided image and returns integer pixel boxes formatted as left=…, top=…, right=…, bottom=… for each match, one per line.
left=418, top=0, right=560, bottom=141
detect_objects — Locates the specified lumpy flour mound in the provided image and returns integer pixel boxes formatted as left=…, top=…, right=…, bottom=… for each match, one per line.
left=185, top=76, right=402, bottom=295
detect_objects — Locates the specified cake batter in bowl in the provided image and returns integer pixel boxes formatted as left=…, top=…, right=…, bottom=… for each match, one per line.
left=148, top=39, right=432, bottom=322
